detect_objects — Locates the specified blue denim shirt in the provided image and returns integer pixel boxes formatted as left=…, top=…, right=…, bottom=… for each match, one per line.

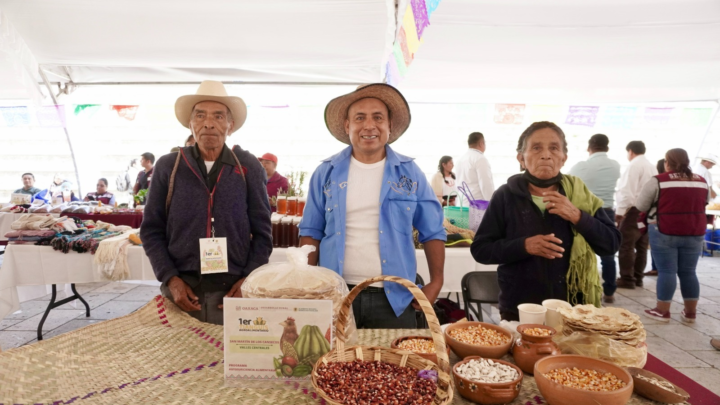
left=299, top=145, right=446, bottom=316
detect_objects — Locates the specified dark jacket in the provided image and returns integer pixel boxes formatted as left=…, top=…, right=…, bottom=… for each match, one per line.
left=141, top=145, right=273, bottom=290
left=471, top=174, right=620, bottom=320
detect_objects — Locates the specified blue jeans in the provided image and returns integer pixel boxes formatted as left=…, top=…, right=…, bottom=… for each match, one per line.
left=648, top=224, right=703, bottom=302
left=600, top=208, right=617, bottom=296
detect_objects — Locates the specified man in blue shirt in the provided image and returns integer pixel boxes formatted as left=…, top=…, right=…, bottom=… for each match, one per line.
left=299, top=84, right=446, bottom=329
left=569, top=134, right=621, bottom=304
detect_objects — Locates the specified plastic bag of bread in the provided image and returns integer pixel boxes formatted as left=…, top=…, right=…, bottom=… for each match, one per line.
left=242, top=245, right=358, bottom=346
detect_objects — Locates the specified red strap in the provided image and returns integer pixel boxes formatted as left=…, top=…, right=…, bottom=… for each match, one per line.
left=180, top=149, right=229, bottom=238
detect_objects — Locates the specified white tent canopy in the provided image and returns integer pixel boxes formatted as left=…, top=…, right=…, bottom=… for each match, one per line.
left=402, top=0, right=720, bottom=103
left=1, top=0, right=719, bottom=201
left=1, top=0, right=719, bottom=103
left=0, top=0, right=394, bottom=94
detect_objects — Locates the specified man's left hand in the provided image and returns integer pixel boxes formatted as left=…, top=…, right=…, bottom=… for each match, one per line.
left=218, top=277, right=246, bottom=309
left=412, top=280, right=443, bottom=310
left=543, top=191, right=582, bottom=224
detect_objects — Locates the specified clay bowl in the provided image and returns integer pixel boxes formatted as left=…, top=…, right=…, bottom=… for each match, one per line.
left=390, top=335, right=450, bottom=365
left=628, top=367, right=689, bottom=404
left=444, top=321, right=513, bottom=359
left=452, top=356, right=523, bottom=405
left=534, top=355, right=633, bottom=405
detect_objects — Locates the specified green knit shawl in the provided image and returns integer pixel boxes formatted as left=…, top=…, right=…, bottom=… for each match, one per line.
left=560, top=174, right=604, bottom=308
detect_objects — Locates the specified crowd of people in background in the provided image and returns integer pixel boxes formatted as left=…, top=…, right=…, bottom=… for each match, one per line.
left=7, top=81, right=720, bottom=348
left=7, top=79, right=720, bottom=350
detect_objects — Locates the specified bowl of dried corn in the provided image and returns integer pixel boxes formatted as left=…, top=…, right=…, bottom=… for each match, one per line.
left=534, top=355, right=633, bottom=405
left=391, top=336, right=450, bottom=365
left=443, top=321, right=513, bottom=359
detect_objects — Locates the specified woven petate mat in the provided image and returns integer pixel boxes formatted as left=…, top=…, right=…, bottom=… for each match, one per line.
left=0, top=298, right=663, bottom=405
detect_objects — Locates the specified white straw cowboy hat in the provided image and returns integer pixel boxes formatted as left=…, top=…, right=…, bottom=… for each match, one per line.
left=699, top=153, right=718, bottom=165
left=325, top=83, right=411, bottom=144
left=175, top=80, right=247, bottom=133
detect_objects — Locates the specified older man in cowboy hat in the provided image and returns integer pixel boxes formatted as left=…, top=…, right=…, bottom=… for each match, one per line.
left=141, top=80, right=272, bottom=325
left=693, top=152, right=718, bottom=199
left=299, top=84, right=446, bottom=329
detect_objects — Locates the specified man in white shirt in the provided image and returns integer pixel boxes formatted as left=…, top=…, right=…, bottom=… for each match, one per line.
left=456, top=132, right=495, bottom=201
left=615, top=141, right=658, bottom=289
left=692, top=153, right=717, bottom=200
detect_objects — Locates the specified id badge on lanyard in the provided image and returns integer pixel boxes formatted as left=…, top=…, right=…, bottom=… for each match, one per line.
left=200, top=218, right=229, bottom=274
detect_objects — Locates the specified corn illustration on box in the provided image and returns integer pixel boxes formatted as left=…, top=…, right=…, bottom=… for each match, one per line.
left=223, top=298, right=333, bottom=385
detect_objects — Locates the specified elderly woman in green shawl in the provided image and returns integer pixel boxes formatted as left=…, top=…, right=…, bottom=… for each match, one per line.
left=471, top=122, right=621, bottom=321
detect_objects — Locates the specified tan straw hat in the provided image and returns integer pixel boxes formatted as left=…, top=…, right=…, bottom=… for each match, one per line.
left=175, top=80, right=247, bottom=133
left=324, top=83, right=411, bottom=144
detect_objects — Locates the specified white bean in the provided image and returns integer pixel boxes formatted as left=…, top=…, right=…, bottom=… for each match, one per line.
left=456, top=359, right=519, bottom=384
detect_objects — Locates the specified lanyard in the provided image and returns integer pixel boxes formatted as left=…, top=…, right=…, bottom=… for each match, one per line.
left=180, top=149, right=227, bottom=238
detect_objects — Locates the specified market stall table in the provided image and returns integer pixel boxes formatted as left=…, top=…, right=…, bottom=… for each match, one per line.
left=0, top=212, right=142, bottom=245
left=1, top=245, right=494, bottom=337
left=70, top=212, right=143, bottom=229
left=0, top=297, right=694, bottom=404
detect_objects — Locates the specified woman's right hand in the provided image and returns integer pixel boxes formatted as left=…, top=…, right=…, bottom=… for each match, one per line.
left=524, top=234, right=564, bottom=259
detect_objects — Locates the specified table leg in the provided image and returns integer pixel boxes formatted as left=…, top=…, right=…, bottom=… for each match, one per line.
left=71, top=283, right=91, bottom=317
left=37, top=283, right=92, bottom=341
left=37, top=285, right=57, bottom=341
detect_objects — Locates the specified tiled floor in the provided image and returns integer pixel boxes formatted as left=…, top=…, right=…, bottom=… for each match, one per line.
left=1, top=251, right=719, bottom=395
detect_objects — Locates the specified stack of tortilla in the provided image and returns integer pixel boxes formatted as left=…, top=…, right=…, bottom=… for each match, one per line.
left=557, top=305, right=646, bottom=346
left=240, top=256, right=358, bottom=345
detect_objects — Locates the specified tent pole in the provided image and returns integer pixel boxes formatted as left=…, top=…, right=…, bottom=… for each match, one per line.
left=694, top=101, right=720, bottom=159
left=39, top=68, right=83, bottom=197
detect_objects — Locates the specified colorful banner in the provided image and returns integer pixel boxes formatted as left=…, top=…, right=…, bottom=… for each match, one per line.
left=398, top=27, right=413, bottom=66
left=565, top=106, right=599, bottom=127
left=600, top=106, right=637, bottom=129
left=36, top=105, right=66, bottom=128
left=392, top=42, right=408, bottom=77
left=493, top=104, right=525, bottom=125
left=410, top=0, right=430, bottom=39
left=73, top=104, right=101, bottom=117
left=0, top=106, right=30, bottom=127
left=402, top=4, right=421, bottom=55
left=111, top=105, right=139, bottom=121
left=386, top=60, right=401, bottom=87
left=681, top=108, right=713, bottom=127
left=643, top=107, right=674, bottom=126
left=384, top=0, right=443, bottom=85
left=425, top=0, right=441, bottom=17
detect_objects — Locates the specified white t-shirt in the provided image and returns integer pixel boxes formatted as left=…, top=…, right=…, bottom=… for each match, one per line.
left=204, top=161, right=214, bottom=173
left=343, top=156, right=385, bottom=286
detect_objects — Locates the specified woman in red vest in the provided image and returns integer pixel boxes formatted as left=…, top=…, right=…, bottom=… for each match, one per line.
left=636, top=149, right=710, bottom=323
left=83, top=178, right=116, bottom=205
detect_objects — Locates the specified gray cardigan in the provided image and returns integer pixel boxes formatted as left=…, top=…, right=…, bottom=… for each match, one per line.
left=140, top=145, right=273, bottom=287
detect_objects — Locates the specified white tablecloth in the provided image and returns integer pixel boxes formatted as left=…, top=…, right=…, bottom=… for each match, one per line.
left=0, top=212, right=22, bottom=242
left=0, top=245, right=495, bottom=320
left=0, top=245, right=157, bottom=320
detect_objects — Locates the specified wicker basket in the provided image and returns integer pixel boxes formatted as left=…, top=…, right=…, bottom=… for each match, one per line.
left=311, top=275, right=453, bottom=405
